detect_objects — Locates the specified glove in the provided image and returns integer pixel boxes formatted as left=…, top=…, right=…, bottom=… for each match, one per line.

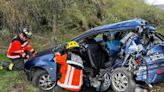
left=31, top=53, right=36, bottom=58
left=32, top=50, right=37, bottom=55
left=25, top=54, right=30, bottom=59
left=54, top=52, right=61, bottom=61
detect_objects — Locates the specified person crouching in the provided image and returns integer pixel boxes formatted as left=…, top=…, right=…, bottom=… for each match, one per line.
left=54, top=41, right=83, bottom=92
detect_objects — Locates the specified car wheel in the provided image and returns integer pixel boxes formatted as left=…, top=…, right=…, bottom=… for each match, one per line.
left=111, top=67, right=136, bottom=92
left=32, top=70, right=56, bottom=91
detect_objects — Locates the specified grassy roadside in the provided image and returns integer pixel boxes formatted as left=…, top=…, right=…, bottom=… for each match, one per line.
left=0, top=54, right=37, bottom=92
left=0, top=70, right=37, bottom=92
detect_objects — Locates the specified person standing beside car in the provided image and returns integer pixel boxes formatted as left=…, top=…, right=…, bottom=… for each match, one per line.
left=6, top=27, right=36, bottom=70
left=54, top=41, right=83, bottom=92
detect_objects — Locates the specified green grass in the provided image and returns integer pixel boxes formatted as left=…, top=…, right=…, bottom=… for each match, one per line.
left=0, top=54, right=38, bottom=92
left=0, top=70, right=38, bottom=92
left=0, top=54, right=9, bottom=61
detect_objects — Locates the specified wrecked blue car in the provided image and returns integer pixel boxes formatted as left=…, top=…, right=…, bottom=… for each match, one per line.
left=24, top=18, right=164, bottom=92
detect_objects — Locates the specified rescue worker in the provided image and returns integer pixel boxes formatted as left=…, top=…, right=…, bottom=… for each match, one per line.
left=6, top=27, right=36, bottom=70
left=54, top=41, right=83, bottom=92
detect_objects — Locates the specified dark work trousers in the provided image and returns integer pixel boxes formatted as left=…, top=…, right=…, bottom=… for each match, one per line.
left=10, top=58, right=24, bottom=70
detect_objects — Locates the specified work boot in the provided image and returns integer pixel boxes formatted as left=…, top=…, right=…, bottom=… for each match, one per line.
left=8, top=63, right=14, bottom=71
left=0, top=65, right=3, bottom=70
left=2, top=62, right=14, bottom=71
left=0, top=61, right=3, bottom=70
left=2, top=62, right=9, bottom=69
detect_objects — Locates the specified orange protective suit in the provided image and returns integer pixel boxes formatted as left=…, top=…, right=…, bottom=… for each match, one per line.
left=54, top=52, right=83, bottom=92
left=7, top=36, right=35, bottom=59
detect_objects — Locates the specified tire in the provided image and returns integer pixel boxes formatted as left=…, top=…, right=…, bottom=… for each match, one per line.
left=111, top=67, right=136, bottom=92
left=32, top=70, right=56, bottom=91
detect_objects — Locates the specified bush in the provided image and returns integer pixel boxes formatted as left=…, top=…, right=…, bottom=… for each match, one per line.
left=0, top=0, right=164, bottom=51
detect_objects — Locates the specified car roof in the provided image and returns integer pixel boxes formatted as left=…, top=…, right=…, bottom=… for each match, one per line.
left=73, top=18, right=148, bottom=41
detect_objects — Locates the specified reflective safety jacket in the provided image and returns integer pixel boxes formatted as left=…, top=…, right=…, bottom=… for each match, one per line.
left=54, top=52, right=83, bottom=91
left=7, top=35, right=35, bottom=59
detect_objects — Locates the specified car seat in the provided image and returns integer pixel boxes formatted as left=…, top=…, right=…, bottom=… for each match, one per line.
left=103, top=34, right=121, bottom=57
left=85, top=38, right=108, bottom=71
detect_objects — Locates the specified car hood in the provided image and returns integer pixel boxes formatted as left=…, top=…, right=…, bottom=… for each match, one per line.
left=28, top=48, right=54, bottom=62
left=28, top=44, right=66, bottom=61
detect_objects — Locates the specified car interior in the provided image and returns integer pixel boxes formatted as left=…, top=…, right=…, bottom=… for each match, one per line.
left=79, top=31, right=130, bottom=71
